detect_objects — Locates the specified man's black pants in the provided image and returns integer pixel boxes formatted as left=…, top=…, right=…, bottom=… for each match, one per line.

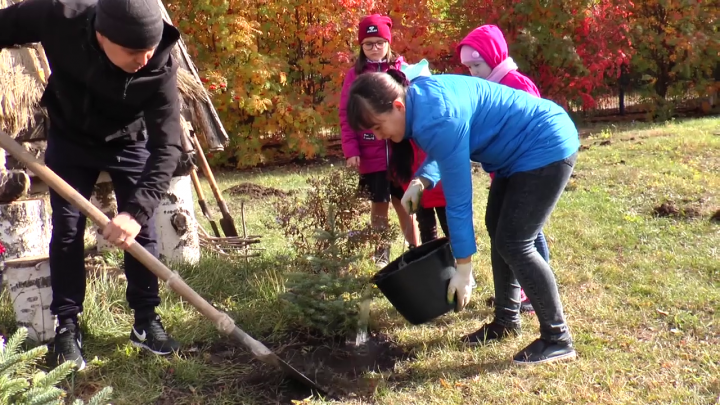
left=45, top=131, right=160, bottom=323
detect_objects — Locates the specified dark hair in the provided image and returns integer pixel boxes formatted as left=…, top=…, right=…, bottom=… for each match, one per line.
left=346, top=69, right=410, bottom=132
left=388, top=139, right=415, bottom=185
left=354, top=47, right=400, bottom=75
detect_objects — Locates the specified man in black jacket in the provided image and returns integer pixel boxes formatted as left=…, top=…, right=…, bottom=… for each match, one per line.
left=0, top=0, right=184, bottom=370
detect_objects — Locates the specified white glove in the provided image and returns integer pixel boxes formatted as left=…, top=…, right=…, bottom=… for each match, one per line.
left=401, top=178, right=424, bottom=214
left=447, top=262, right=474, bottom=312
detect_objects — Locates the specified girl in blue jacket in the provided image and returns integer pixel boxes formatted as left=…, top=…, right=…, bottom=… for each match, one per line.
left=346, top=69, right=579, bottom=365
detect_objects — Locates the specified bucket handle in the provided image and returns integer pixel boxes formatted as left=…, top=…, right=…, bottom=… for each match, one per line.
left=398, top=213, right=415, bottom=268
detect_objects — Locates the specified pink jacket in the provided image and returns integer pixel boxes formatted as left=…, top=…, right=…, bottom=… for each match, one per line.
left=339, top=57, right=406, bottom=174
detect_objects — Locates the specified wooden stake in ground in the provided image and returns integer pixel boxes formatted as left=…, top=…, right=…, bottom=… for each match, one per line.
left=241, top=201, right=249, bottom=263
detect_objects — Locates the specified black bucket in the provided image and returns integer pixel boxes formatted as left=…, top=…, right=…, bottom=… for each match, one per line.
left=371, top=237, right=457, bottom=325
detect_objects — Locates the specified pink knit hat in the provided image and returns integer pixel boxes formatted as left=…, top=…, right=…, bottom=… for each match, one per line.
left=358, top=14, right=393, bottom=44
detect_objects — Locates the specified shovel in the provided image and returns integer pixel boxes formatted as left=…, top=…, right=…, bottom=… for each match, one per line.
left=0, top=130, right=326, bottom=395
left=180, top=130, right=222, bottom=238
left=190, top=134, right=240, bottom=237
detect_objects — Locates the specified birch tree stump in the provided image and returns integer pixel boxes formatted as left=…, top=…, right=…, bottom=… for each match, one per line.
left=0, top=199, right=51, bottom=259
left=155, top=175, right=200, bottom=265
left=88, top=181, right=117, bottom=252
left=2, top=257, right=55, bottom=343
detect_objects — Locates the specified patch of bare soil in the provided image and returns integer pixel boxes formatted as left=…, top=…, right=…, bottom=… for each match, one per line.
left=225, top=182, right=296, bottom=199
left=652, top=201, right=703, bottom=219
left=268, top=332, right=408, bottom=401
left=167, top=332, right=410, bottom=404
left=710, top=209, right=720, bottom=223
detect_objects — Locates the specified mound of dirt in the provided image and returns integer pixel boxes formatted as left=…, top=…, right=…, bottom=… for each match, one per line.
left=652, top=201, right=702, bottom=219
left=180, top=332, right=411, bottom=403
left=710, top=209, right=720, bottom=223
left=225, top=182, right=295, bottom=199
left=274, top=333, right=408, bottom=400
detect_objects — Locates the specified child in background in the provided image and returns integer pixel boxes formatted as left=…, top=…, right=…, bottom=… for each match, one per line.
left=390, top=140, right=448, bottom=244
left=387, top=60, right=449, bottom=246
left=339, top=14, right=418, bottom=267
left=457, top=24, right=551, bottom=314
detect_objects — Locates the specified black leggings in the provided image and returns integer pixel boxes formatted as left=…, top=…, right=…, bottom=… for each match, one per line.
left=415, top=206, right=449, bottom=244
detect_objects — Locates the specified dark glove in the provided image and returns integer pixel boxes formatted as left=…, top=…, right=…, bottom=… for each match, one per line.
left=173, top=150, right=196, bottom=177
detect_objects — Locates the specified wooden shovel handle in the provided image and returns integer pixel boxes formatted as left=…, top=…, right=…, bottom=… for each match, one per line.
left=0, top=130, right=231, bottom=334
left=189, top=168, right=207, bottom=201
left=190, top=134, right=226, bottom=206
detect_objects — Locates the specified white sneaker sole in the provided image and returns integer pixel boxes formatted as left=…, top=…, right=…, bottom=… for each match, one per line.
left=131, top=340, right=173, bottom=355
left=512, top=350, right=577, bottom=366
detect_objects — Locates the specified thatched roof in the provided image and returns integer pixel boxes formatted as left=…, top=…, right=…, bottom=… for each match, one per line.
left=0, top=0, right=228, bottom=151
left=0, top=44, right=45, bottom=138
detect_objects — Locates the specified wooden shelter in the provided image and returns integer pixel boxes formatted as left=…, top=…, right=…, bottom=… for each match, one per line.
left=0, top=0, right=229, bottom=195
left=0, top=0, right=231, bottom=270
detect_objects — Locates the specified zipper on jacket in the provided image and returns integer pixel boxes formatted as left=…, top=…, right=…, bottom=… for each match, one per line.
left=123, top=77, right=132, bottom=100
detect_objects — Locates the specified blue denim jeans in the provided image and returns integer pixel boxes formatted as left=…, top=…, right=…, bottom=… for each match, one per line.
left=535, top=231, right=550, bottom=263
left=485, top=152, right=577, bottom=343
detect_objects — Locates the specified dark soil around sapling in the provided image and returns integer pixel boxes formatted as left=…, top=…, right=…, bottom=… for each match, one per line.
left=173, top=331, right=411, bottom=403
left=225, top=182, right=297, bottom=199
left=652, top=201, right=703, bottom=219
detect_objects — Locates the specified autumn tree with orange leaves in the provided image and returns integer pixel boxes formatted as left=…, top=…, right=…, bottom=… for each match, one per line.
left=164, top=0, right=718, bottom=168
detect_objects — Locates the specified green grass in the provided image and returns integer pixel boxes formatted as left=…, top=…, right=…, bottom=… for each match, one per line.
left=1, top=117, right=719, bottom=404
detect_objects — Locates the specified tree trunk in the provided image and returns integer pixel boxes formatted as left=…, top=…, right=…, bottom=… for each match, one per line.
left=2, top=257, right=55, bottom=344
left=155, top=175, right=200, bottom=265
left=0, top=199, right=51, bottom=259
left=88, top=181, right=118, bottom=253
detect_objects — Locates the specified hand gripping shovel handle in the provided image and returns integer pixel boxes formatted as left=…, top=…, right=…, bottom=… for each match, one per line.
left=0, top=130, right=324, bottom=393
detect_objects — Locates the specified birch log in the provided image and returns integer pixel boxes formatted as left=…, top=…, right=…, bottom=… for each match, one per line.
left=2, top=257, right=55, bottom=343
left=155, top=175, right=200, bottom=265
left=0, top=199, right=51, bottom=259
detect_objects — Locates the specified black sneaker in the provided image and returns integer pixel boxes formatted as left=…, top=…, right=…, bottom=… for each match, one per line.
left=0, top=170, right=29, bottom=203
left=50, top=323, right=85, bottom=371
left=513, top=338, right=577, bottom=365
left=373, top=245, right=391, bottom=268
left=130, top=315, right=180, bottom=355
left=461, top=321, right=520, bottom=346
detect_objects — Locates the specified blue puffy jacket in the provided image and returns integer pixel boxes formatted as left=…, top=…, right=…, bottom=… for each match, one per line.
left=406, top=74, right=579, bottom=259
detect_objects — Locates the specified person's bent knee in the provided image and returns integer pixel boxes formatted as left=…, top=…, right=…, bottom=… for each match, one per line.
left=50, top=216, right=85, bottom=245
left=494, top=233, right=536, bottom=267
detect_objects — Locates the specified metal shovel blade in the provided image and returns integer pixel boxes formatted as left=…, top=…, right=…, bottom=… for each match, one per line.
left=229, top=324, right=328, bottom=395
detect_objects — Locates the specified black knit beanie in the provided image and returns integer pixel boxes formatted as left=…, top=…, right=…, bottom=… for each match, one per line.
left=94, top=0, right=164, bottom=50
